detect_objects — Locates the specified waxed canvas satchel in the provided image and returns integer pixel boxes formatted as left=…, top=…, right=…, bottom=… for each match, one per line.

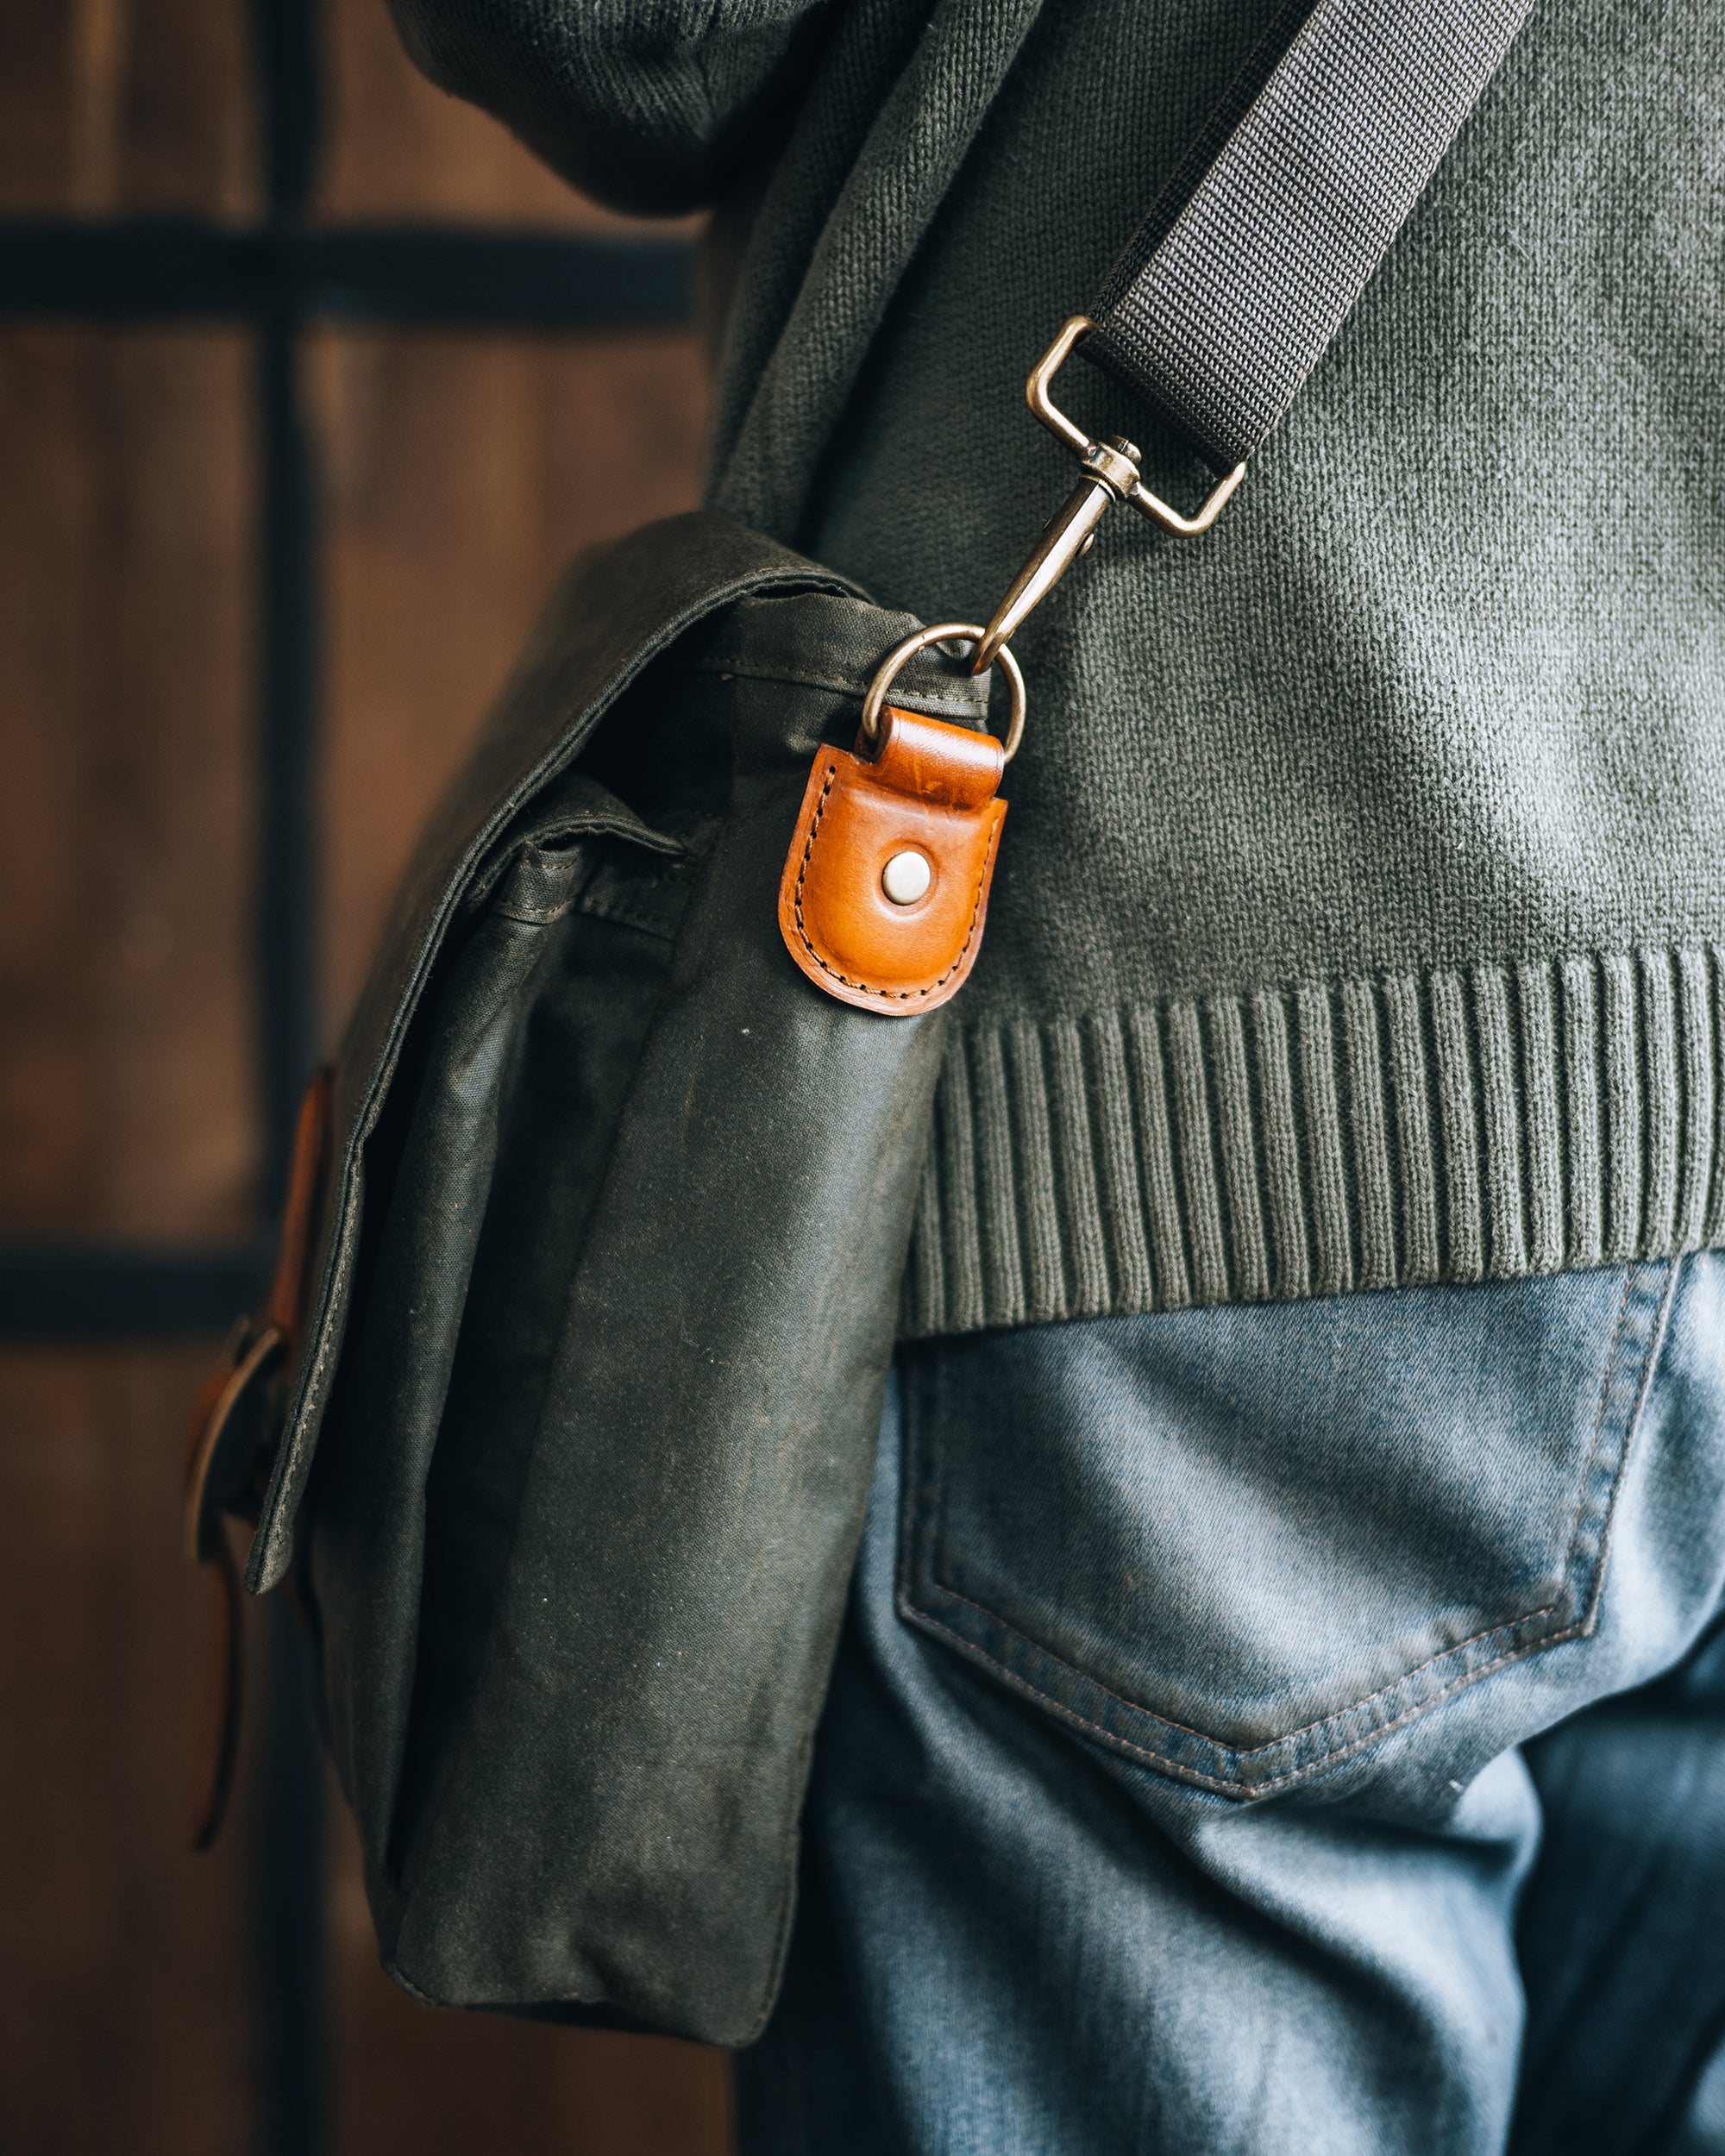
left=185, top=0, right=1538, bottom=2050
left=191, top=512, right=1003, bottom=2044
left=286, top=515, right=996, bottom=2039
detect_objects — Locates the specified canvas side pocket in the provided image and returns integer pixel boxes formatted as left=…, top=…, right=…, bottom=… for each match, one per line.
left=305, top=818, right=693, bottom=1864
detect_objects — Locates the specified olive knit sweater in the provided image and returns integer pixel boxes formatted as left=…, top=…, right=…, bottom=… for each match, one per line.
left=389, top=0, right=1725, bottom=1332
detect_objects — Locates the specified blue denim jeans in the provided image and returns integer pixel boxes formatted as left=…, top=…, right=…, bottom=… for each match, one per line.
left=737, top=1257, right=1725, bottom=2154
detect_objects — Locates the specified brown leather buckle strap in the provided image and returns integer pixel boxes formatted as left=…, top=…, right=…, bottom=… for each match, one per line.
left=183, top=1066, right=331, bottom=1851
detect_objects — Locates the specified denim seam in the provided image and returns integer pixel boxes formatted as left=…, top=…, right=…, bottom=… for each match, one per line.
left=908, top=1573, right=1578, bottom=1777
left=900, top=1606, right=1590, bottom=1799
left=901, top=1263, right=1673, bottom=1796
left=1574, top=1257, right=1682, bottom=1633
left=1558, top=1263, right=1640, bottom=1612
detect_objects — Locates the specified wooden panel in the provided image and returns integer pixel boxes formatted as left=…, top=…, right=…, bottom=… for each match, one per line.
left=0, top=0, right=255, bottom=216
left=3, top=6, right=731, bottom=2151
left=317, top=0, right=697, bottom=235
left=0, top=327, right=260, bottom=1238
left=0, top=1345, right=258, bottom=2155
left=310, top=325, right=710, bottom=1030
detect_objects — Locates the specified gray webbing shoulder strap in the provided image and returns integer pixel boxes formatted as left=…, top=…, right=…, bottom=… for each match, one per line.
left=1088, top=0, right=1538, bottom=473
left=974, top=0, right=1537, bottom=670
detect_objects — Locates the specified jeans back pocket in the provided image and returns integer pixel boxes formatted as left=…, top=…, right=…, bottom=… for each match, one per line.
left=898, top=1264, right=1674, bottom=1798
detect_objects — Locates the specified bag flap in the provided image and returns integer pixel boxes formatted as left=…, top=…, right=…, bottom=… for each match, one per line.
left=246, top=511, right=862, bottom=1593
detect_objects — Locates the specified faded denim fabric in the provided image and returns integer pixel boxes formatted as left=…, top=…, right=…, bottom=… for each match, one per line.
left=738, top=1256, right=1725, bottom=2155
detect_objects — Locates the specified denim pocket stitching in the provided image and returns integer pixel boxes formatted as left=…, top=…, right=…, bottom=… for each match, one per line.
left=901, top=1600, right=1596, bottom=1800
left=899, top=1263, right=1678, bottom=1797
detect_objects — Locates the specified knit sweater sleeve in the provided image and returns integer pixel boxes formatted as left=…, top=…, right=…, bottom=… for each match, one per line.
left=386, top=0, right=844, bottom=214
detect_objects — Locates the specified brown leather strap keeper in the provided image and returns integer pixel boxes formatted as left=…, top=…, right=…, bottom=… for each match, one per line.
left=184, top=1066, right=331, bottom=1852
left=778, top=706, right=1007, bottom=1015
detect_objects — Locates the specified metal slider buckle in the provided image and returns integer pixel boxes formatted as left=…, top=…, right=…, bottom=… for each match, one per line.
left=972, top=315, right=1247, bottom=674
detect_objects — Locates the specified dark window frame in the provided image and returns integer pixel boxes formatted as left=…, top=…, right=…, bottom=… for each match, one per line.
left=0, top=0, right=693, bottom=1339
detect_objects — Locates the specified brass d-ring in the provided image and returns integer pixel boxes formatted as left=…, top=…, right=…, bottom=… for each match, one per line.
left=858, top=623, right=1027, bottom=763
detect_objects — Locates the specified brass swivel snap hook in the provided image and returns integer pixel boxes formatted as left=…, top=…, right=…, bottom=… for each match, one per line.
left=971, top=316, right=1247, bottom=674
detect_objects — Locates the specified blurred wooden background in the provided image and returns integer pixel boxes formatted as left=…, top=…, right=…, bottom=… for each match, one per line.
left=0, top=2, right=725, bottom=2149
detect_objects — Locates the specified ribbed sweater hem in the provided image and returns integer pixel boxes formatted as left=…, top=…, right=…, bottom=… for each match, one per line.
left=900, top=946, right=1725, bottom=1337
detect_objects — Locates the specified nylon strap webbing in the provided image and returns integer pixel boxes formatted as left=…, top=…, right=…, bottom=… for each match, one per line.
left=1086, top=0, right=1537, bottom=473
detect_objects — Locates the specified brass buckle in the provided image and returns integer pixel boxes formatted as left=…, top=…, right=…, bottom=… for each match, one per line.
left=973, top=315, right=1246, bottom=673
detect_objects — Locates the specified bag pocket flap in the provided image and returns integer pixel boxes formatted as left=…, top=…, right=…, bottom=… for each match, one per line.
left=245, top=514, right=862, bottom=1593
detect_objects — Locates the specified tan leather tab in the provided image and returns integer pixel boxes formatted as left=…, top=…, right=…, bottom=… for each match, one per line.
left=779, top=706, right=1007, bottom=1014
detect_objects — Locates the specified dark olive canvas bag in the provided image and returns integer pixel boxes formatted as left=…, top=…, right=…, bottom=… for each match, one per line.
left=185, top=0, right=1537, bottom=2048
left=253, top=520, right=998, bottom=2043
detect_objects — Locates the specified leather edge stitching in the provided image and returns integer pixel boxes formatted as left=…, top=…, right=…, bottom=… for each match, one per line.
left=791, top=760, right=1000, bottom=1003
